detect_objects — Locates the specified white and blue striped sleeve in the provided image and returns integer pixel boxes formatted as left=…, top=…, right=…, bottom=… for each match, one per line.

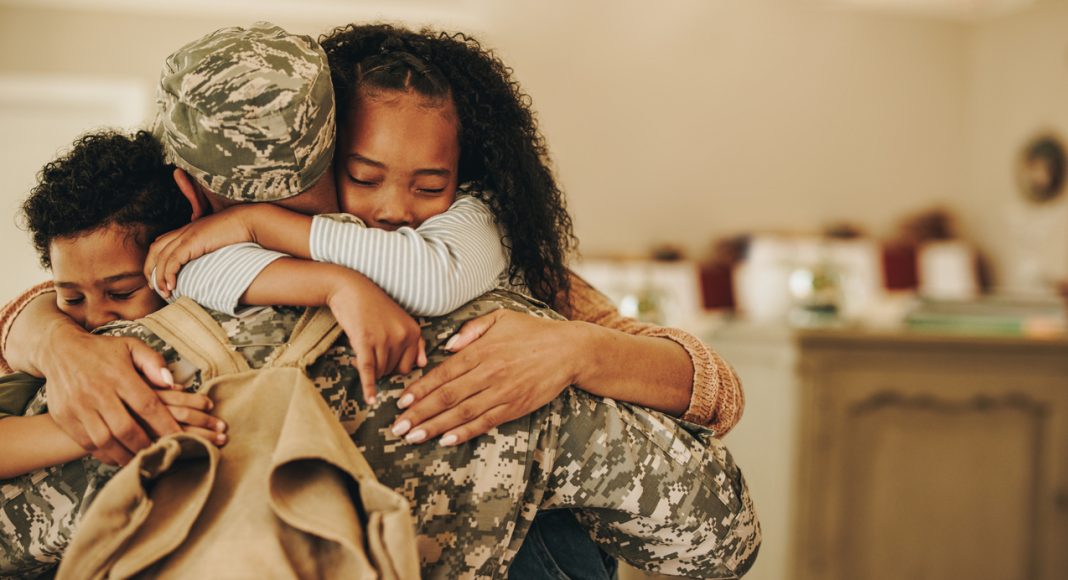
left=309, top=195, right=508, bottom=316
left=164, top=242, right=288, bottom=315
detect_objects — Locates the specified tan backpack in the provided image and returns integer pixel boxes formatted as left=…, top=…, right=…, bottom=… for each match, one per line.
left=57, top=298, right=420, bottom=579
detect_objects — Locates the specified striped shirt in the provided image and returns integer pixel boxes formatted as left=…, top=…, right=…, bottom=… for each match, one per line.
left=165, top=194, right=510, bottom=316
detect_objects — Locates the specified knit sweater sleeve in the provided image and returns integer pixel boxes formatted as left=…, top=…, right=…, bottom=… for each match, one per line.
left=564, top=272, right=744, bottom=436
left=0, top=281, right=56, bottom=374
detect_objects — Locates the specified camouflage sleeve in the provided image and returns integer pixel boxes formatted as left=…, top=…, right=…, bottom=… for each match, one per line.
left=315, top=290, right=760, bottom=579
left=0, top=321, right=190, bottom=578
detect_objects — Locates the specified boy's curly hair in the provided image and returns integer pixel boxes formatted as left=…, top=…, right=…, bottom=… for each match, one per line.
left=21, top=130, right=191, bottom=268
left=321, top=24, right=578, bottom=311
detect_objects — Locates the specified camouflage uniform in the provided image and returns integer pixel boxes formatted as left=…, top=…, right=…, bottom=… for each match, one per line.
left=2, top=21, right=760, bottom=580
left=0, top=291, right=759, bottom=579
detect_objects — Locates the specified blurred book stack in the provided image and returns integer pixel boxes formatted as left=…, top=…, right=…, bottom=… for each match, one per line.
left=905, top=296, right=1067, bottom=337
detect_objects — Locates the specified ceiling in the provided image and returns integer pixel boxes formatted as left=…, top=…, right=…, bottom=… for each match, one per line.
left=0, top=0, right=490, bottom=27
left=827, top=0, right=1037, bottom=20
left=0, top=0, right=1042, bottom=24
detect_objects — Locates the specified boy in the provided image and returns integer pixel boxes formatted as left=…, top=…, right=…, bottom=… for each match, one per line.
left=0, top=130, right=225, bottom=478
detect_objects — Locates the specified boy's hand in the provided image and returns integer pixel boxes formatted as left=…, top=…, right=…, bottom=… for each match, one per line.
left=325, top=270, right=426, bottom=405
left=154, top=388, right=228, bottom=447
left=146, top=205, right=259, bottom=297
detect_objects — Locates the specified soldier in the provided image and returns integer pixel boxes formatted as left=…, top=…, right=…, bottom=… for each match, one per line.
left=0, top=22, right=760, bottom=579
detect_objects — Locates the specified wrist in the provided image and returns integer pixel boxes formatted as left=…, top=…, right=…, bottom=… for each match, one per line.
left=234, top=204, right=266, bottom=245
left=566, top=320, right=606, bottom=388
left=322, top=266, right=367, bottom=307
left=40, top=314, right=85, bottom=372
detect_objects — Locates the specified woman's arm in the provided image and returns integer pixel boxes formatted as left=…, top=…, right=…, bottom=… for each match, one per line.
left=0, top=287, right=179, bottom=465
left=566, top=274, right=743, bottom=431
left=388, top=272, right=745, bottom=446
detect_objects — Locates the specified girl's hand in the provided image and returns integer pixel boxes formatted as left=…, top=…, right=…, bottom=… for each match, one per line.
left=389, top=309, right=583, bottom=446
left=145, top=206, right=258, bottom=297
left=326, top=271, right=427, bottom=405
left=154, top=388, right=228, bottom=447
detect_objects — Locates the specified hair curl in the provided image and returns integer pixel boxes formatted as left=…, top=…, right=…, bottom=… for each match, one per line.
left=21, top=130, right=191, bottom=268
left=321, top=24, right=577, bottom=311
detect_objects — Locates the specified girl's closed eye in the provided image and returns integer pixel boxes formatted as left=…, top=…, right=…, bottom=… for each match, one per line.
left=60, top=294, right=84, bottom=306
left=416, top=187, right=446, bottom=195
left=349, top=174, right=380, bottom=187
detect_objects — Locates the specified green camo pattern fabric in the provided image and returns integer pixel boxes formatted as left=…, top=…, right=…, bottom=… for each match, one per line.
left=0, top=291, right=760, bottom=579
left=153, top=21, right=335, bottom=202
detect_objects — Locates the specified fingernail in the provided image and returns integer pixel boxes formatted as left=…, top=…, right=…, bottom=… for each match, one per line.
left=397, top=393, right=414, bottom=409
left=216, top=433, right=227, bottom=445
left=207, top=399, right=214, bottom=411
left=444, top=334, right=460, bottom=351
left=367, top=394, right=377, bottom=405
left=405, top=429, right=427, bottom=444
left=439, top=433, right=458, bottom=446
left=391, top=419, right=411, bottom=436
left=215, top=421, right=227, bottom=432
left=161, top=368, right=175, bottom=388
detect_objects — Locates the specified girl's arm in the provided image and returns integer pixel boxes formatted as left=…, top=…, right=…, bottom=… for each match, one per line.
left=148, top=195, right=507, bottom=317
left=239, top=258, right=426, bottom=401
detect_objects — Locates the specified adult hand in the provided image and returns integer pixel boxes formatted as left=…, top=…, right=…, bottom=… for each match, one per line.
left=389, top=309, right=583, bottom=446
left=41, top=322, right=181, bottom=465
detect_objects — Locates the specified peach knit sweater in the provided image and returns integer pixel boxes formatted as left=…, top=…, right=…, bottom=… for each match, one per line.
left=0, top=277, right=743, bottom=435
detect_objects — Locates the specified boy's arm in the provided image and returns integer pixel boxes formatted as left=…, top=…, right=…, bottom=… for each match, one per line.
left=154, top=195, right=507, bottom=317
left=163, top=242, right=290, bottom=315
left=0, top=415, right=86, bottom=479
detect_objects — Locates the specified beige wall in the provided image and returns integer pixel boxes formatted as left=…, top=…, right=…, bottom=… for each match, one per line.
left=964, top=0, right=1068, bottom=292
left=0, top=0, right=1063, bottom=304
left=491, top=1, right=970, bottom=258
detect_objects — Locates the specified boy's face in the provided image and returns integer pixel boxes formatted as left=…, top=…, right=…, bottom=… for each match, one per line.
left=336, top=90, right=460, bottom=230
left=50, top=223, right=165, bottom=330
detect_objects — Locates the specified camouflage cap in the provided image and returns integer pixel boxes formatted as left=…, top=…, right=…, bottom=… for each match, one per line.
left=154, top=22, right=335, bottom=202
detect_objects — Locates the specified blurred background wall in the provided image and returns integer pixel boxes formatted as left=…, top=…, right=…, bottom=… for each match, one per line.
left=2, top=0, right=1066, bottom=305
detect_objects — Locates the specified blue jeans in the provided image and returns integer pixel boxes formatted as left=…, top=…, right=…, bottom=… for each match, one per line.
left=509, top=510, right=618, bottom=580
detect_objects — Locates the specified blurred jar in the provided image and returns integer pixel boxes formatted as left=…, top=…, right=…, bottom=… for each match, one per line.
left=788, top=261, right=841, bottom=326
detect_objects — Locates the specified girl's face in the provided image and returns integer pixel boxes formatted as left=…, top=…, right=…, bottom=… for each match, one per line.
left=50, top=223, right=165, bottom=330
left=336, top=90, right=460, bottom=230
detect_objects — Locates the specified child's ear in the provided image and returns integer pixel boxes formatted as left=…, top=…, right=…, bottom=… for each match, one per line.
left=173, top=168, right=210, bottom=220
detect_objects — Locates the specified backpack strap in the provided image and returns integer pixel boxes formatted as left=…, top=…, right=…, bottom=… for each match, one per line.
left=266, top=307, right=341, bottom=371
left=141, top=297, right=250, bottom=381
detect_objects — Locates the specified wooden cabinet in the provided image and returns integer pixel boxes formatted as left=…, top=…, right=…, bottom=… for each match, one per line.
left=794, top=331, right=1068, bottom=580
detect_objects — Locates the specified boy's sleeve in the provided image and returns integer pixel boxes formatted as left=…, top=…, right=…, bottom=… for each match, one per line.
left=161, top=242, right=287, bottom=315
left=309, top=195, right=508, bottom=316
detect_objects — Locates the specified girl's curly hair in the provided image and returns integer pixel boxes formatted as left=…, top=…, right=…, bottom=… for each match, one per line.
left=21, top=130, right=191, bottom=268
left=321, top=24, right=578, bottom=311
